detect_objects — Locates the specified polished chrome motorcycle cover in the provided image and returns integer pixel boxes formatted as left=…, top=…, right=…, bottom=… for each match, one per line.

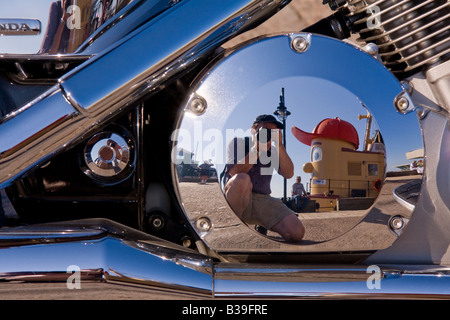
left=173, top=32, right=417, bottom=253
left=0, top=0, right=450, bottom=299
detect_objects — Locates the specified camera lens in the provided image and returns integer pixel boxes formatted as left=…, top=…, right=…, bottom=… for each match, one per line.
left=257, top=127, right=271, bottom=143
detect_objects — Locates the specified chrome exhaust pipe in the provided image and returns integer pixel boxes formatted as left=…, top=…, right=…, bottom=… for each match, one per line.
left=0, top=219, right=213, bottom=297
left=213, top=264, right=450, bottom=299
left=0, top=0, right=287, bottom=188
left=1, top=219, right=450, bottom=299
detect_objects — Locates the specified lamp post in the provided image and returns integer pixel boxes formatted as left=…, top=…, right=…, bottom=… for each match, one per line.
left=274, top=87, right=291, bottom=202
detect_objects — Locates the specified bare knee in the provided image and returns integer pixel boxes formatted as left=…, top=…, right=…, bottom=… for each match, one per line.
left=289, top=221, right=305, bottom=242
left=225, top=173, right=252, bottom=195
left=272, top=215, right=305, bottom=242
left=225, top=173, right=253, bottom=216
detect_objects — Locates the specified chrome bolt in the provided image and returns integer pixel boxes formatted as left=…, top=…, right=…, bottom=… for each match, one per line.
left=363, top=43, right=379, bottom=56
left=389, top=216, right=405, bottom=231
left=153, top=217, right=163, bottom=228
left=82, top=130, right=134, bottom=183
left=196, top=217, right=211, bottom=233
left=396, top=96, right=410, bottom=111
left=149, top=214, right=165, bottom=230
left=188, top=95, right=207, bottom=115
left=182, top=236, right=193, bottom=248
left=415, top=105, right=427, bottom=119
left=291, top=35, right=309, bottom=53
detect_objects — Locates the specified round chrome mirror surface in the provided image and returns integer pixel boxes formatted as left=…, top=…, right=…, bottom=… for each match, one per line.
left=172, top=33, right=423, bottom=253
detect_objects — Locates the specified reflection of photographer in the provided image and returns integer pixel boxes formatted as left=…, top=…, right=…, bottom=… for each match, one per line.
left=256, top=126, right=271, bottom=143
left=223, top=114, right=305, bottom=242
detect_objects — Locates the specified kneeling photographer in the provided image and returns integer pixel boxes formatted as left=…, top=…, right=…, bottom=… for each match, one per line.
left=223, top=114, right=305, bottom=242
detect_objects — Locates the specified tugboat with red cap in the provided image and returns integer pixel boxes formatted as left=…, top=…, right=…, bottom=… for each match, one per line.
left=292, top=116, right=385, bottom=212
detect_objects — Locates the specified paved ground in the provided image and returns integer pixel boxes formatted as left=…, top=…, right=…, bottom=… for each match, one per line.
left=178, top=175, right=418, bottom=253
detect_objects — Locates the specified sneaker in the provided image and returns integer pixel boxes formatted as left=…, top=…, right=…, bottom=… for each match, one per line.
left=255, top=225, right=267, bottom=236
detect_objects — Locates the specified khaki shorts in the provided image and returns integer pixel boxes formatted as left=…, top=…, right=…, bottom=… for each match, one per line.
left=241, top=193, right=295, bottom=230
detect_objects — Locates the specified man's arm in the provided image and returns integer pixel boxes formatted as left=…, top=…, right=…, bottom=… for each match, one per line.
left=301, top=184, right=308, bottom=197
left=227, top=131, right=294, bottom=179
left=227, top=151, right=257, bottom=176
left=274, top=130, right=294, bottom=179
left=226, top=137, right=258, bottom=177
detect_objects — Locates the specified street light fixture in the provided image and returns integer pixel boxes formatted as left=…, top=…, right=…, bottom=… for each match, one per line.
left=274, top=87, right=291, bottom=201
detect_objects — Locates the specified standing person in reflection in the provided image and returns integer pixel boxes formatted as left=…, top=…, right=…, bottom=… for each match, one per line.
left=223, top=115, right=305, bottom=242
left=198, top=160, right=212, bottom=184
left=291, top=176, right=309, bottom=212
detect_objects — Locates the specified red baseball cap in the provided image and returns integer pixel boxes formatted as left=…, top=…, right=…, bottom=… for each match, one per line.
left=292, top=117, right=359, bottom=149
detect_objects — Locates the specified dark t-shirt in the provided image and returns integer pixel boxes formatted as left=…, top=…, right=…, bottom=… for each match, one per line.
left=224, top=137, right=278, bottom=194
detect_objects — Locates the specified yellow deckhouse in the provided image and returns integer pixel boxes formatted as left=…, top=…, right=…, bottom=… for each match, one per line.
left=292, top=117, right=385, bottom=212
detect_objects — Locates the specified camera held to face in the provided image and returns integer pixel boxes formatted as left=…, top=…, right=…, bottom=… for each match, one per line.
left=256, top=127, right=272, bottom=143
